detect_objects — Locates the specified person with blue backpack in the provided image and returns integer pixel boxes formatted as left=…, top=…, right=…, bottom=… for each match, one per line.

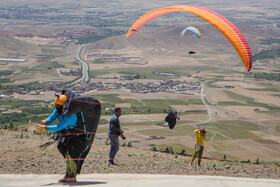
left=35, top=89, right=101, bottom=183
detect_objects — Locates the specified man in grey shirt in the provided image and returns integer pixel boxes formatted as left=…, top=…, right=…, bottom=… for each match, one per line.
left=108, top=107, right=125, bottom=165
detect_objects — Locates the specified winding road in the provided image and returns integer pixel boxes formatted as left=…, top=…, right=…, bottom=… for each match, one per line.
left=67, top=44, right=213, bottom=128
left=68, top=44, right=90, bottom=86
left=69, top=44, right=213, bottom=129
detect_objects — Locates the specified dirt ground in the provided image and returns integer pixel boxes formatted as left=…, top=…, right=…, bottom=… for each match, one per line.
left=0, top=128, right=279, bottom=179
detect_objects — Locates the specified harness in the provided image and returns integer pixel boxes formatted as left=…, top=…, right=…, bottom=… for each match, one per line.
left=53, top=112, right=89, bottom=146
left=53, top=128, right=85, bottom=146
left=52, top=92, right=94, bottom=145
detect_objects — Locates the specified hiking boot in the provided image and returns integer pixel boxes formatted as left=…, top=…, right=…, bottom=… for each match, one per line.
left=58, top=173, right=76, bottom=183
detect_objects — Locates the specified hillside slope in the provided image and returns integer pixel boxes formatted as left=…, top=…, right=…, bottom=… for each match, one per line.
left=0, top=130, right=279, bottom=179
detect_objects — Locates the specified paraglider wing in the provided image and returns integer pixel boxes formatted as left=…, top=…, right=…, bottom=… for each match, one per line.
left=126, top=5, right=252, bottom=72
left=181, top=26, right=201, bottom=38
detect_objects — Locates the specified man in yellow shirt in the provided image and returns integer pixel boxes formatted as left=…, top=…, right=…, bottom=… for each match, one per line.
left=189, top=126, right=207, bottom=167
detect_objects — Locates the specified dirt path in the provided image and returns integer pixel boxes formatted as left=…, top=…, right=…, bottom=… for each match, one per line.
left=179, top=82, right=212, bottom=128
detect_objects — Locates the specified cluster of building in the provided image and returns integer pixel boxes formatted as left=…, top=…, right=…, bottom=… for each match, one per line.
left=124, top=80, right=201, bottom=94
left=56, top=29, right=101, bottom=40
left=1, top=78, right=201, bottom=96
left=60, top=69, right=81, bottom=76
left=46, top=80, right=201, bottom=94
left=12, top=29, right=101, bottom=44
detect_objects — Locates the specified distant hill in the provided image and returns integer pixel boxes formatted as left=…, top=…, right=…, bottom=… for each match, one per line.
left=0, top=35, right=37, bottom=58
left=86, top=24, right=279, bottom=56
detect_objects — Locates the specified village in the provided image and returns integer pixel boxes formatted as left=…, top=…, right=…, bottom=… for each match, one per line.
left=1, top=79, right=202, bottom=98
left=49, top=79, right=201, bottom=94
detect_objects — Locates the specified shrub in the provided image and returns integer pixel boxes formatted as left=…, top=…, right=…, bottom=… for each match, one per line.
left=127, top=141, right=132, bottom=147
left=121, top=142, right=126, bottom=147
left=151, top=146, right=158, bottom=151
left=180, top=149, right=185, bottom=155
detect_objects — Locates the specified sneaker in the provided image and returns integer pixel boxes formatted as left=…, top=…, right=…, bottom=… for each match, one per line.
left=58, top=173, right=76, bottom=183
left=64, top=176, right=76, bottom=183
left=58, top=173, right=70, bottom=183
left=108, top=160, right=118, bottom=166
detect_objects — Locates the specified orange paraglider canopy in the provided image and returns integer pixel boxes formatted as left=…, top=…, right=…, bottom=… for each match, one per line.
left=126, top=5, right=252, bottom=72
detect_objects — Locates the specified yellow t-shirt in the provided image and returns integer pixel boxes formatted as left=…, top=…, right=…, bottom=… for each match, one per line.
left=194, top=129, right=207, bottom=146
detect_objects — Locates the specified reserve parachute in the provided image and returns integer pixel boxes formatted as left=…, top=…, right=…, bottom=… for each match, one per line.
left=126, top=5, right=252, bottom=72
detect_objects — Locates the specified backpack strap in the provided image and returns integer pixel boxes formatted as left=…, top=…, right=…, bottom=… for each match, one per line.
left=80, top=111, right=87, bottom=134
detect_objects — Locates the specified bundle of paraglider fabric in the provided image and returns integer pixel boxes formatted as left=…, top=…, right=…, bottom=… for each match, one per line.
left=58, top=89, right=101, bottom=174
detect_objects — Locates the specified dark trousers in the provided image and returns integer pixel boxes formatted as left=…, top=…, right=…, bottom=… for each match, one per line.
left=57, top=135, right=92, bottom=175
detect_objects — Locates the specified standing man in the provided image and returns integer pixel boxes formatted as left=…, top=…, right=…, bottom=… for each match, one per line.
left=108, top=107, right=125, bottom=165
left=189, top=126, right=207, bottom=167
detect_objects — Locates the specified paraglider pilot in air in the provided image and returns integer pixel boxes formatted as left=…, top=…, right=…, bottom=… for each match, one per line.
left=164, top=110, right=180, bottom=129
left=108, top=107, right=126, bottom=165
left=189, top=126, right=207, bottom=167
left=35, top=89, right=101, bottom=183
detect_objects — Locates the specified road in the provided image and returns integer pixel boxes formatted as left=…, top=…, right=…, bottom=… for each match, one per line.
left=1, top=174, right=279, bottom=187
left=68, top=44, right=90, bottom=86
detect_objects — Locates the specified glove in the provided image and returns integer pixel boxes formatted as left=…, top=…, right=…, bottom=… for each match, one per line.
left=40, top=119, right=48, bottom=125
left=35, top=124, right=46, bottom=131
